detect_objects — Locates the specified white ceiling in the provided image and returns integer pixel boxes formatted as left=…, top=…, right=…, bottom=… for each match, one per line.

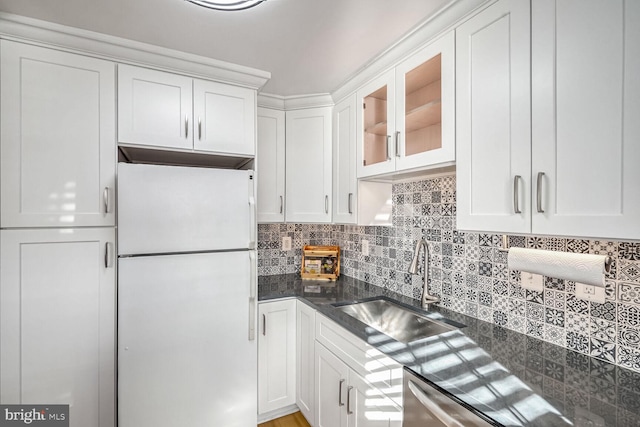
left=0, top=0, right=452, bottom=96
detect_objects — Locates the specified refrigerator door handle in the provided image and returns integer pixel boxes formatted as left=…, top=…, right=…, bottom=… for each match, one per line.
left=248, top=251, right=257, bottom=341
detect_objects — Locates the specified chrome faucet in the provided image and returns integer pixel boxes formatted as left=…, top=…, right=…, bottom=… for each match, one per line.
left=408, top=239, right=440, bottom=308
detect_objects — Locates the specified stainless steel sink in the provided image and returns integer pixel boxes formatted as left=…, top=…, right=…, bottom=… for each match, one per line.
left=335, top=299, right=458, bottom=344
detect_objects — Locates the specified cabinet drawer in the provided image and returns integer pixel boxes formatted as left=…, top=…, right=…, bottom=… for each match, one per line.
left=316, top=314, right=402, bottom=406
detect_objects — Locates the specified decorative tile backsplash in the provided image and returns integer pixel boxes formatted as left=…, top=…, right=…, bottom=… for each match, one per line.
left=257, top=174, right=640, bottom=373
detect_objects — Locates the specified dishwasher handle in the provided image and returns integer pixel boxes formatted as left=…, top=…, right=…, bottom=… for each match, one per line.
left=408, top=380, right=465, bottom=427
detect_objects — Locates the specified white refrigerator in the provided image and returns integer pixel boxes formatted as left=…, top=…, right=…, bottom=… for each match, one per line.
left=117, top=163, right=257, bottom=427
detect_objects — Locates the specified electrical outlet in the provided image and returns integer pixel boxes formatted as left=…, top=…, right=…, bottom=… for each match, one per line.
left=575, top=282, right=605, bottom=304
left=282, top=236, right=292, bottom=251
left=520, top=272, right=544, bottom=291
left=362, top=239, right=370, bottom=256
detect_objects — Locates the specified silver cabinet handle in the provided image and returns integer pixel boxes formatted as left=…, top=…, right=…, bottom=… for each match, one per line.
left=537, top=172, right=545, bottom=213
left=198, top=117, right=202, bottom=140
left=348, top=193, right=353, bottom=214
left=395, top=131, right=401, bottom=157
left=513, top=175, right=522, bottom=214
left=325, top=195, right=329, bottom=214
left=103, top=187, right=111, bottom=214
left=338, top=379, right=346, bottom=406
left=346, top=386, right=354, bottom=415
left=262, top=313, right=266, bottom=336
left=279, top=195, right=283, bottom=214
left=104, top=242, right=113, bottom=268
left=408, top=381, right=465, bottom=427
left=185, top=114, right=189, bottom=138
left=386, top=135, right=391, bottom=161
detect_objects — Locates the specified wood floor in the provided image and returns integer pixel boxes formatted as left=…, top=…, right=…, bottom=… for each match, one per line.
left=258, top=411, right=311, bottom=427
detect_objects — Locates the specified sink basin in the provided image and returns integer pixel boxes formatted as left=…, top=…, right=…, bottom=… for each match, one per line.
left=334, top=299, right=458, bottom=344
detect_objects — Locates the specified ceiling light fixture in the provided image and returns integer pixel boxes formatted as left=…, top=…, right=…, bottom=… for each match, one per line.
left=186, top=0, right=266, bottom=11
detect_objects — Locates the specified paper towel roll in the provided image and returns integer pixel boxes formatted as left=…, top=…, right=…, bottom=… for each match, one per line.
left=507, top=247, right=608, bottom=287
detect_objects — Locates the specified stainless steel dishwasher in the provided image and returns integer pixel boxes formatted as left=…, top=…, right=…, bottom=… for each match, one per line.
left=403, top=368, right=495, bottom=427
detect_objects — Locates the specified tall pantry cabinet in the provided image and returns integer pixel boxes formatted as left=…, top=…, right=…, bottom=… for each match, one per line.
left=0, top=40, right=116, bottom=427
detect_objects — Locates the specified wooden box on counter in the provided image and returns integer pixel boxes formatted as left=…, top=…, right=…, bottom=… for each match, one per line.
left=301, top=245, right=340, bottom=281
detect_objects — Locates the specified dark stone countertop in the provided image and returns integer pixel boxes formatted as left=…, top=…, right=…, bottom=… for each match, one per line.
left=258, top=274, right=640, bottom=427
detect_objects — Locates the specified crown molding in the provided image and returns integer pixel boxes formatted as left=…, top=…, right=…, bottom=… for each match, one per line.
left=258, top=93, right=334, bottom=111
left=0, top=12, right=271, bottom=90
left=331, top=0, right=491, bottom=103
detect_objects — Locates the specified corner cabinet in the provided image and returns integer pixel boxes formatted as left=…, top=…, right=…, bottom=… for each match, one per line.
left=118, top=64, right=256, bottom=156
left=285, top=107, right=333, bottom=223
left=0, top=40, right=116, bottom=228
left=258, top=299, right=297, bottom=416
left=0, top=228, right=116, bottom=427
left=456, top=0, right=640, bottom=240
left=357, top=31, right=455, bottom=179
left=257, top=108, right=286, bottom=222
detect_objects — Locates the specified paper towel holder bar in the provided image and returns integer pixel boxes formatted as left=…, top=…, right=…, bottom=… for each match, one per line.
left=498, top=234, right=612, bottom=274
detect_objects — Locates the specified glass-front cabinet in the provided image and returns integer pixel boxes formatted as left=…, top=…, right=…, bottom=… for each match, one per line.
left=357, top=31, right=454, bottom=178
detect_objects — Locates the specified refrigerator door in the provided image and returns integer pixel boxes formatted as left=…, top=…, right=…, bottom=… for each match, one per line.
left=118, top=251, right=257, bottom=427
left=117, top=163, right=254, bottom=255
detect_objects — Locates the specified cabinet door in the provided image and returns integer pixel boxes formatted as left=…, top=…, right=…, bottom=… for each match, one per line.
left=455, top=0, right=532, bottom=233
left=315, top=342, right=349, bottom=427
left=333, top=94, right=357, bottom=224
left=257, top=108, right=286, bottom=222
left=0, top=228, right=116, bottom=427
left=193, top=79, right=255, bottom=155
left=347, top=371, right=402, bottom=427
left=395, top=31, right=455, bottom=172
left=0, top=41, right=116, bottom=228
left=356, top=70, right=396, bottom=178
left=285, top=107, right=332, bottom=223
left=297, top=301, right=316, bottom=425
left=258, top=299, right=297, bottom=414
left=531, top=0, right=640, bottom=239
left=118, top=64, right=193, bottom=149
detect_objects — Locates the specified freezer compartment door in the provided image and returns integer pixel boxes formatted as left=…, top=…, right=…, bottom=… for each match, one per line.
left=117, top=163, right=253, bottom=255
left=118, top=251, right=257, bottom=427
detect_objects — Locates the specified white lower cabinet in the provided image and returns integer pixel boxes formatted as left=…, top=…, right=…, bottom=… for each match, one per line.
left=0, top=228, right=116, bottom=427
left=315, top=342, right=401, bottom=427
left=297, top=301, right=316, bottom=425
left=258, top=299, right=297, bottom=415
left=315, top=314, right=402, bottom=427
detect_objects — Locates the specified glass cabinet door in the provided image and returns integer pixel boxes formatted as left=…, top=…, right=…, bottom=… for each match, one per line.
left=396, top=31, right=455, bottom=171
left=403, top=54, right=442, bottom=156
left=357, top=69, right=395, bottom=178
left=363, top=85, right=389, bottom=167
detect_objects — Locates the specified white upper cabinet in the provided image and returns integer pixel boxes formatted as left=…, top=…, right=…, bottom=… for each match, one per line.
left=530, top=0, right=640, bottom=239
left=357, top=31, right=455, bottom=179
left=333, top=95, right=358, bottom=224
left=286, top=107, right=332, bottom=223
left=457, top=0, right=640, bottom=240
left=0, top=40, right=116, bottom=228
left=455, top=0, right=531, bottom=234
left=257, top=108, right=286, bottom=222
left=193, top=79, right=255, bottom=155
left=118, top=64, right=193, bottom=150
left=118, top=64, right=255, bottom=156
